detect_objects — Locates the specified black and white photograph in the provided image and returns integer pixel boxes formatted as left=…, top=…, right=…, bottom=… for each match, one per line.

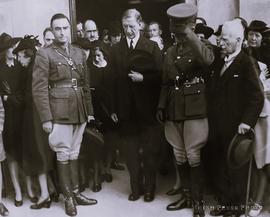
left=0, top=0, right=270, bottom=216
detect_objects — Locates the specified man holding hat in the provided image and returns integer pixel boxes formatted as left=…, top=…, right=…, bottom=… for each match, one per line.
left=206, top=19, right=264, bottom=217
left=157, top=3, right=214, bottom=217
left=110, top=8, right=162, bottom=202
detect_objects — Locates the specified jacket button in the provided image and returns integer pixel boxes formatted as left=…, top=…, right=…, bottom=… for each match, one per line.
left=177, top=56, right=181, bottom=59
left=188, top=59, right=192, bottom=62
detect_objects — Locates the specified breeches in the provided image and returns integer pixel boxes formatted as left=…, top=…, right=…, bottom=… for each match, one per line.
left=49, top=123, right=86, bottom=162
left=164, top=118, right=208, bottom=167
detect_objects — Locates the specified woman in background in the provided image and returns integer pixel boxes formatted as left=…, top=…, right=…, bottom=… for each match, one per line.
left=0, top=33, right=24, bottom=207
left=14, top=35, right=56, bottom=209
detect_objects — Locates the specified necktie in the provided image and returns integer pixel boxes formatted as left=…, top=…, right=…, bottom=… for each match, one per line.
left=130, top=39, right=134, bottom=50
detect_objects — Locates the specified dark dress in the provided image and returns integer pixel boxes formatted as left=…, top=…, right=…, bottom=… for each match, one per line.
left=0, top=60, right=25, bottom=162
left=22, top=61, right=55, bottom=176
left=81, top=61, right=115, bottom=161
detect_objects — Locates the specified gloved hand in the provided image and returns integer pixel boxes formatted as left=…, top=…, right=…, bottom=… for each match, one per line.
left=156, top=109, right=165, bottom=123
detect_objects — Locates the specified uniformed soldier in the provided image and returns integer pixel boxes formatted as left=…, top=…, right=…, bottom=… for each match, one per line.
left=157, top=3, right=214, bottom=217
left=32, top=14, right=97, bottom=216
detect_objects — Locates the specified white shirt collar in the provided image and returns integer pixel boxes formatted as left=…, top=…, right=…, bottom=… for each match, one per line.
left=224, top=48, right=241, bottom=63
left=126, top=34, right=140, bottom=49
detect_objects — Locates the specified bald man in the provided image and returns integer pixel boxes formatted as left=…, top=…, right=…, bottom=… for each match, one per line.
left=84, top=20, right=99, bottom=42
left=206, top=20, right=264, bottom=217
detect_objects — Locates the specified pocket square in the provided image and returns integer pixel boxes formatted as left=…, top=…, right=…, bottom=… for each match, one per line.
left=233, top=74, right=239, bottom=78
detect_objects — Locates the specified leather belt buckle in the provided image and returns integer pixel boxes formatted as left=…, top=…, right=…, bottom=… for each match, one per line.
left=71, top=78, right=77, bottom=89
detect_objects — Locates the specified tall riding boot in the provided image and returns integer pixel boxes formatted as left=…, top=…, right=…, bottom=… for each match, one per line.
left=70, top=160, right=97, bottom=206
left=167, top=163, right=192, bottom=211
left=57, top=161, right=77, bottom=216
left=190, top=165, right=205, bottom=217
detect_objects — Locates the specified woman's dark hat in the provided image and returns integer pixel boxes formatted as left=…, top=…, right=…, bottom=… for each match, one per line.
left=195, top=23, right=214, bottom=39
left=0, top=33, right=21, bottom=52
left=227, top=129, right=255, bottom=169
left=247, top=20, right=268, bottom=33
left=13, top=35, right=40, bottom=54
left=128, top=49, right=155, bottom=74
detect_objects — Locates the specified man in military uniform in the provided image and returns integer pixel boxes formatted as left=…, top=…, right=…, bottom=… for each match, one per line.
left=157, top=3, right=214, bottom=217
left=32, top=13, right=97, bottom=216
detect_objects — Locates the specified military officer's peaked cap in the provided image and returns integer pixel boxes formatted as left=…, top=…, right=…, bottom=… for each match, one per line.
left=167, top=3, right=198, bottom=24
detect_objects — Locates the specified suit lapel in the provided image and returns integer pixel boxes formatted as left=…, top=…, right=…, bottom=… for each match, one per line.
left=219, top=51, right=243, bottom=85
left=135, top=36, right=148, bottom=51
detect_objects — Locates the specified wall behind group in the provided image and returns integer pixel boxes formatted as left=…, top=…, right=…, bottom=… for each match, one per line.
left=0, top=0, right=70, bottom=45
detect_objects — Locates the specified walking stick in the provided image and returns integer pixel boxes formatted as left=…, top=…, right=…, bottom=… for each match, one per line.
left=245, top=158, right=253, bottom=217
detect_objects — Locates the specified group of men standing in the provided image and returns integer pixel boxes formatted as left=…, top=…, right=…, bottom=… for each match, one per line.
left=31, top=3, right=265, bottom=217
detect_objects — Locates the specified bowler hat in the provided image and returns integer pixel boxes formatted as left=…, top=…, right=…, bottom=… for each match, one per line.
left=0, top=33, right=21, bottom=53
left=227, top=129, right=255, bottom=169
left=128, top=49, right=155, bottom=73
left=247, top=20, right=268, bottom=33
left=13, top=35, right=40, bottom=54
left=195, top=23, right=214, bottom=39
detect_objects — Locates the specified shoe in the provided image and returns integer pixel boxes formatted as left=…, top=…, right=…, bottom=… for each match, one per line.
left=104, top=173, right=113, bottom=183
left=50, top=192, right=59, bottom=202
left=248, top=202, right=262, bottom=217
left=111, top=161, right=125, bottom=170
left=64, top=196, right=77, bottom=216
left=144, top=192, right=155, bottom=202
left=73, top=193, right=97, bottom=206
left=193, top=200, right=205, bottom=217
left=0, top=203, right=9, bottom=216
left=166, top=196, right=192, bottom=211
left=128, top=193, right=140, bottom=201
left=92, top=183, right=102, bottom=192
left=30, top=198, right=51, bottom=209
left=29, top=196, right=38, bottom=203
left=166, top=187, right=182, bottom=196
left=14, top=200, right=23, bottom=207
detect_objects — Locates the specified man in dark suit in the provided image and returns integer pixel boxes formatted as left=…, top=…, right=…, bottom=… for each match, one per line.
left=110, top=8, right=162, bottom=202
left=207, top=19, right=264, bottom=217
left=33, top=13, right=97, bottom=216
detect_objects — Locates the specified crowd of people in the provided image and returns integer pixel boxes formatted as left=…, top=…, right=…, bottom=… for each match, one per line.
left=0, top=2, right=270, bottom=217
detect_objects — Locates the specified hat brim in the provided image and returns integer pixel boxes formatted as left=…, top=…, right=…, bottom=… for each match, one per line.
left=0, top=38, right=21, bottom=52
left=128, top=49, right=156, bottom=74
left=247, top=27, right=268, bottom=34
left=195, top=26, right=214, bottom=39
left=83, top=127, right=104, bottom=147
left=227, top=130, right=255, bottom=169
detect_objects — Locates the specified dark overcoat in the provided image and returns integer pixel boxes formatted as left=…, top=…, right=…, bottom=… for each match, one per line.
left=110, top=36, right=162, bottom=123
left=207, top=50, right=264, bottom=144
